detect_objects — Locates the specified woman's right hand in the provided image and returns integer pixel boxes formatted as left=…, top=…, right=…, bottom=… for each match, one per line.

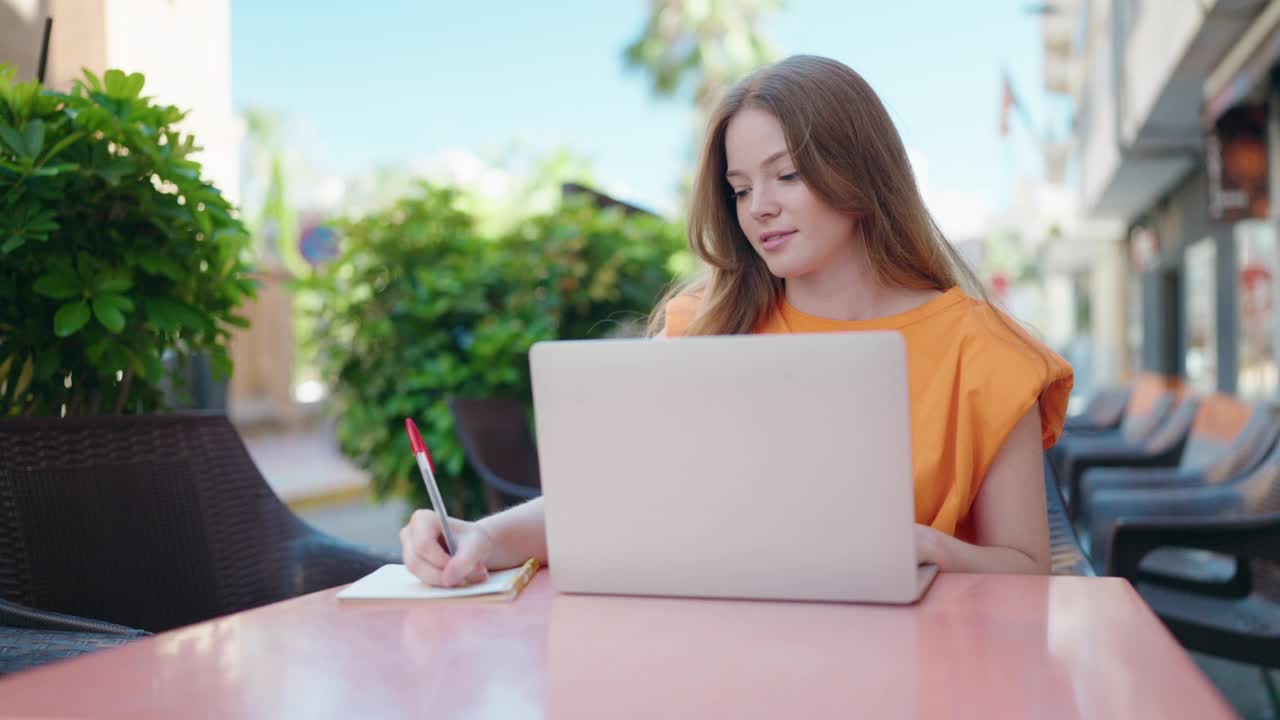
left=399, top=510, right=495, bottom=587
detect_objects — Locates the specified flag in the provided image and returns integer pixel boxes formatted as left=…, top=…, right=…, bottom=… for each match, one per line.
left=999, top=69, right=1033, bottom=139
left=1000, top=72, right=1016, bottom=137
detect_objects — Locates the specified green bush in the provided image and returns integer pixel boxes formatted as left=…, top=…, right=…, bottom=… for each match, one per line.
left=305, top=183, right=686, bottom=517
left=0, top=66, right=254, bottom=415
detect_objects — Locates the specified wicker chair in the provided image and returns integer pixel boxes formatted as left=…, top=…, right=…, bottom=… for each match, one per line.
left=0, top=413, right=396, bottom=640
left=1044, top=458, right=1093, bottom=576
left=0, top=597, right=150, bottom=675
left=447, top=396, right=542, bottom=513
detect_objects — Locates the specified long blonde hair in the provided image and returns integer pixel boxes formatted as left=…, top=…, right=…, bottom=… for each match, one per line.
left=648, top=55, right=989, bottom=336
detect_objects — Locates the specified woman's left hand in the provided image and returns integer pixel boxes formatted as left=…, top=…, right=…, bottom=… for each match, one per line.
left=913, top=523, right=943, bottom=568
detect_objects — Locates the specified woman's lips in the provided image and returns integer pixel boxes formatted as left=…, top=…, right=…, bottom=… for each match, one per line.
left=761, top=230, right=796, bottom=251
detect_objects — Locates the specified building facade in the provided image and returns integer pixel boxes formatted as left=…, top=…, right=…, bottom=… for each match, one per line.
left=1046, top=0, right=1280, bottom=399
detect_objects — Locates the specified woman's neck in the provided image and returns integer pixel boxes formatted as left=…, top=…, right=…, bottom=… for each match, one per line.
left=783, top=236, right=941, bottom=322
left=783, top=239, right=887, bottom=321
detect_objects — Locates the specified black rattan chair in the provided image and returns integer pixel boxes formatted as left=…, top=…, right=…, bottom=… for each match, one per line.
left=447, top=396, right=542, bottom=513
left=0, top=413, right=396, bottom=636
left=0, top=597, right=150, bottom=675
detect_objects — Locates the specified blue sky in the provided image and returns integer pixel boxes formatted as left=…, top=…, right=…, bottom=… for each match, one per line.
left=231, top=1, right=1056, bottom=235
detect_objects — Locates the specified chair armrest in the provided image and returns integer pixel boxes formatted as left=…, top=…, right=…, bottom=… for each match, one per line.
left=1087, top=485, right=1243, bottom=562
left=0, top=598, right=149, bottom=636
left=475, top=465, right=542, bottom=500
left=1107, top=512, right=1280, bottom=579
left=1055, top=433, right=1136, bottom=454
left=1065, top=417, right=1121, bottom=433
left=290, top=533, right=401, bottom=596
left=1063, top=446, right=1183, bottom=519
left=1078, top=467, right=1206, bottom=517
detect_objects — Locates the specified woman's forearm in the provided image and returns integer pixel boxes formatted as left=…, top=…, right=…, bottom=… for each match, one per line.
left=919, top=524, right=1048, bottom=575
left=477, top=496, right=549, bottom=569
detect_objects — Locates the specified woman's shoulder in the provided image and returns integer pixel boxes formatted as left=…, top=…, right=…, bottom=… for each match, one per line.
left=927, top=292, right=1074, bottom=447
left=661, top=291, right=704, bottom=337
left=932, top=293, right=1061, bottom=364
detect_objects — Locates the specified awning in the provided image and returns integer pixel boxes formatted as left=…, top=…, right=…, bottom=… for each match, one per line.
left=1204, top=1, right=1280, bottom=127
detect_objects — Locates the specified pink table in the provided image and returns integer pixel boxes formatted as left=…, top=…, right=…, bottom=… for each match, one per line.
left=0, top=573, right=1234, bottom=719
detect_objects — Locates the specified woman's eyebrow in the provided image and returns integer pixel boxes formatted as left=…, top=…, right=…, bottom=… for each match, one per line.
left=725, top=149, right=790, bottom=179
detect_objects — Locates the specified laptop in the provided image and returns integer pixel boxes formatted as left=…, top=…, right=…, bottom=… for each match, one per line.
left=528, top=331, right=938, bottom=604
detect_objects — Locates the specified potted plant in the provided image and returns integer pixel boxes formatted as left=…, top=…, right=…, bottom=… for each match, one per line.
left=305, top=184, right=686, bottom=517
left=0, top=66, right=255, bottom=416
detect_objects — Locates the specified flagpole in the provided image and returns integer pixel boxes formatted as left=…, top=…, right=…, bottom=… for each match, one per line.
left=999, top=67, right=1017, bottom=217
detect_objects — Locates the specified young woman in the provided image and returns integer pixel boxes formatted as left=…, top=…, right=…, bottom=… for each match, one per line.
left=400, top=55, right=1073, bottom=587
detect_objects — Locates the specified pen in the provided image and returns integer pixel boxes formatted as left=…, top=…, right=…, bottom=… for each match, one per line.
left=404, top=417, right=458, bottom=555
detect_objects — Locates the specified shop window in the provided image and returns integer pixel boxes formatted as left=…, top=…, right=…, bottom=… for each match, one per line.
left=1184, top=238, right=1217, bottom=392
left=1237, top=220, right=1280, bottom=398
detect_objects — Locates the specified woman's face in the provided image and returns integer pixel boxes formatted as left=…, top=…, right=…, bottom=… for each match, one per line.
left=724, top=106, right=858, bottom=279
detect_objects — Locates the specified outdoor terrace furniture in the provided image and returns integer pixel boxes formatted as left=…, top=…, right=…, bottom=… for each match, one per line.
left=1087, top=431, right=1280, bottom=575
left=448, top=396, right=542, bottom=513
left=1054, top=395, right=1197, bottom=515
left=1051, top=371, right=1181, bottom=445
left=1110, top=512, right=1280, bottom=668
left=0, top=598, right=149, bottom=675
left=0, top=413, right=396, bottom=636
left=1063, top=384, right=1130, bottom=434
left=1044, top=458, right=1094, bottom=577
left=1074, top=397, right=1280, bottom=526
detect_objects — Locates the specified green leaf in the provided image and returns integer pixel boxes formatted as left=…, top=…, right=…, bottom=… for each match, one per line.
left=208, top=349, right=232, bottom=381
left=144, top=298, right=210, bottom=333
left=125, top=345, right=164, bottom=383
left=39, top=130, right=86, bottom=165
left=86, top=338, right=111, bottom=364
left=1, top=234, right=23, bottom=253
left=92, top=295, right=128, bottom=333
left=0, top=125, right=28, bottom=156
left=137, top=253, right=184, bottom=280
left=103, top=70, right=124, bottom=95
left=30, top=162, right=77, bottom=177
left=22, top=119, right=45, bottom=158
left=54, top=300, right=91, bottom=337
left=76, top=251, right=93, bottom=280
left=33, top=271, right=81, bottom=299
left=104, top=69, right=146, bottom=99
left=194, top=208, right=213, bottom=237
left=93, top=270, right=132, bottom=294
left=93, top=156, right=136, bottom=185
left=124, top=73, right=146, bottom=99
left=80, top=69, right=104, bottom=93
left=97, top=292, right=134, bottom=312
left=144, top=298, right=181, bottom=331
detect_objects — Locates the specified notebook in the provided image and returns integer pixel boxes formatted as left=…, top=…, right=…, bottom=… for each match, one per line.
left=336, top=558, right=541, bottom=603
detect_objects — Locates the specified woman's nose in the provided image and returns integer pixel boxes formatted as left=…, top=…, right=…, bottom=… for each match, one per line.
left=749, top=186, right=780, bottom=221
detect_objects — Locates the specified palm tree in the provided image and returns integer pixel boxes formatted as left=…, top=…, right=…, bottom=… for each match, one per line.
left=241, top=108, right=297, bottom=268
left=625, top=0, right=783, bottom=210
left=624, top=0, right=783, bottom=125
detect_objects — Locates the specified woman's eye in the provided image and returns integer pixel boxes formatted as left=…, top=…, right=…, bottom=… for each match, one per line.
left=779, top=172, right=799, bottom=182
left=732, top=188, right=750, bottom=199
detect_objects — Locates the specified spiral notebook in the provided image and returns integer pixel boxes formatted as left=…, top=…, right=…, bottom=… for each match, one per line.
left=336, top=558, right=541, bottom=603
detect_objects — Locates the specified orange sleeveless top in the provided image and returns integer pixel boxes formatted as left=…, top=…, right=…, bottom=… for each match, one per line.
left=662, top=288, right=1074, bottom=540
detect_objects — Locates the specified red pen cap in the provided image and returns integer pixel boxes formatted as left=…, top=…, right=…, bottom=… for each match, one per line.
left=404, top=418, right=436, bottom=473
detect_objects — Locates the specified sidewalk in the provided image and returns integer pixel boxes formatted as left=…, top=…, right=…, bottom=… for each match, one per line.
left=240, top=423, right=406, bottom=554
